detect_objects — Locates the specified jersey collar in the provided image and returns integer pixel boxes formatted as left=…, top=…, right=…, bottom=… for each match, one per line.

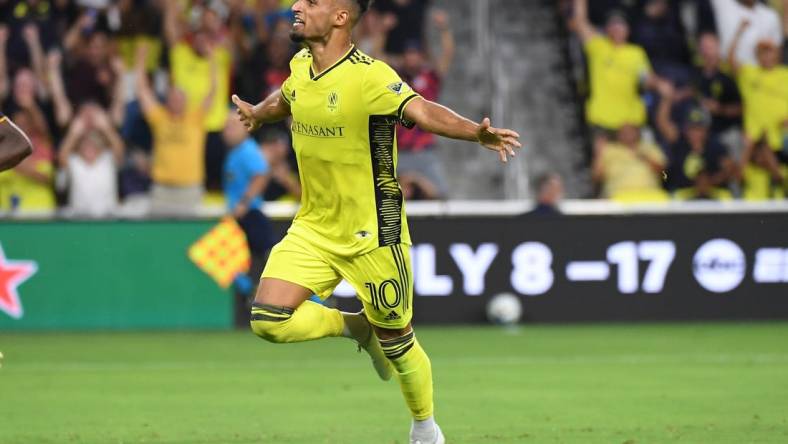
left=309, top=44, right=356, bottom=81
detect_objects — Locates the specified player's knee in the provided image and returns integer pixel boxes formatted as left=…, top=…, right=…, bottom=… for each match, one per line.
left=249, top=303, right=294, bottom=343
left=250, top=319, right=289, bottom=343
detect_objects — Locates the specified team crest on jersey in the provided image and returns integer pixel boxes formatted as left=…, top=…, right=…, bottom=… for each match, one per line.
left=387, top=82, right=409, bottom=95
left=327, top=91, right=339, bottom=112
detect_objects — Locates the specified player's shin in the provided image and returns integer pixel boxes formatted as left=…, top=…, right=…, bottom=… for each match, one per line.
left=380, top=331, right=434, bottom=420
left=343, top=312, right=393, bottom=381
left=250, top=300, right=344, bottom=343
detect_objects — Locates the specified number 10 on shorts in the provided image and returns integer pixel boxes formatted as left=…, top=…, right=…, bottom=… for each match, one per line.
left=366, top=280, right=409, bottom=312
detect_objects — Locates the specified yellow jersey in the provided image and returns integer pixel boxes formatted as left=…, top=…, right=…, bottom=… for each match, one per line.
left=0, top=139, right=55, bottom=211
left=585, top=35, right=652, bottom=129
left=280, top=45, right=421, bottom=257
left=598, top=141, right=666, bottom=198
left=144, top=104, right=206, bottom=186
left=738, top=64, right=788, bottom=150
left=170, top=42, right=232, bottom=132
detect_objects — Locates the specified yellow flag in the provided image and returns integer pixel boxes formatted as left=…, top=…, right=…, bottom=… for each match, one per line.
left=188, top=217, right=250, bottom=288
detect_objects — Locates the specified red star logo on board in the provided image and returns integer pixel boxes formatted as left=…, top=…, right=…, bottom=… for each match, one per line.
left=0, top=244, right=38, bottom=319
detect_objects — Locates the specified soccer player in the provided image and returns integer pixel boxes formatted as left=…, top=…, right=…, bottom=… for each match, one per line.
left=0, top=111, right=33, bottom=172
left=231, top=1, right=521, bottom=443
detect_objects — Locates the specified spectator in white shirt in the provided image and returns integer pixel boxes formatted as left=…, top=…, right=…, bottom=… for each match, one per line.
left=58, top=104, right=124, bottom=218
left=712, top=0, right=784, bottom=65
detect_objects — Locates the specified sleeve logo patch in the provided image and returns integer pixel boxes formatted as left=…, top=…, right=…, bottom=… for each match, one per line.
left=387, top=82, right=409, bottom=95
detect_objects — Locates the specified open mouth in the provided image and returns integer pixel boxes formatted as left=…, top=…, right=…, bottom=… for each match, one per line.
left=293, top=17, right=305, bottom=28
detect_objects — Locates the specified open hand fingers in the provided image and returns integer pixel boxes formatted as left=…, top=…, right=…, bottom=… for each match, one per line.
left=501, top=136, right=522, bottom=149
left=495, top=128, right=520, bottom=139
left=232, top=95, right=251, bottom=117
left=489, top=141, right=519, bottom=163
left=235, top=107, right=248, bottom=121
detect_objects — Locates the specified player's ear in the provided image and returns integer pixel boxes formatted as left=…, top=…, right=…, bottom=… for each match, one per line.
left=335, top=9, right=351, bottom=27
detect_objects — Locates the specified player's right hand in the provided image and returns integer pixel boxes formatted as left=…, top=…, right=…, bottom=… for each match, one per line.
left=476, top=118, right=522, bottom=163
left=232, top=95, right=261, bottom=132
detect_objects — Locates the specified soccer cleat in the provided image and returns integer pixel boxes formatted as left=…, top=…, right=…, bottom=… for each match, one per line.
left=410, top=422, right=445, bottom=444
left=343, top=311, right=393, bottom=381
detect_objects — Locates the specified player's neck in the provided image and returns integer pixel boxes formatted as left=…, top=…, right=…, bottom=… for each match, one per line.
left=308, top=35, right=354, bottom=75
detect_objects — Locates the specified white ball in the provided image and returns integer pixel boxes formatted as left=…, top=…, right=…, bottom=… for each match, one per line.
left=486, top=292, right=523, bottom=325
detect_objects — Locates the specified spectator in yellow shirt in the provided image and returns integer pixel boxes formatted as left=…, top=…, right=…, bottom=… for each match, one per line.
left=135, top=44, right=217, bottom=217
left=0, top=69, right=55, bottom=213
left=592, top=124, right=669, bottom=202
left=164, top=1, right=233, bottom=192
left=0, top=109, right=55, bottom=213
left=728, top=19, right=788, bottom=191
left=571, top=0, right=666, bottom=134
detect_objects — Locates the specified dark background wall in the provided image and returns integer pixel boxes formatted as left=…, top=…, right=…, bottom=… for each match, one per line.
left=1, top=213, right=786, bottom=330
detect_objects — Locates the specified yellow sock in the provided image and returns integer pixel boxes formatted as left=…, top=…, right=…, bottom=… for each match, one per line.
left=250, top=300, right=344, bottom=343
left=381, top=332, right=434, bottom=420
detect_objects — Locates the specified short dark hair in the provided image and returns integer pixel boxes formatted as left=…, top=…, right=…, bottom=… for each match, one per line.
left=356, top=0, right=372, bottom=14
left=534, top=172, right=561, bottom=193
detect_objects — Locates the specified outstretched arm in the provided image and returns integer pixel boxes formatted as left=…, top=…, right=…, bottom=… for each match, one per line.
left=201, top=50, right=218, bottom=113
left=134, top=44, right=160, bottom=115
left=432, top=10, right=455, bottom=78
left=57, top=115, right=86, bottom=168
left=232, top=90, right=291, bottom=132
left=22, top=25, right=48, bottom=99
left=93, top=107, right=126, bottom=166
left=109, top=56, right=127, bottom=127
left=46, top=50, right=73, bottom=128
left=232, top=174, right=270, bottom=218
left=728, top=19, right=749, bottom=75
left=0, top=117, right=34, bottom=172
left=571, top=0, right=598, bottom=44
left=0, top=25, right=9, bottom=101
left=403, top=97, right=521, bottom=163
left=591, top=137, right=607, bottom=183
left=163, top=1, right=184, bottom=48
left=655, top=81, right=679, bottom=144
left=783, top=0, right=788, bottom=36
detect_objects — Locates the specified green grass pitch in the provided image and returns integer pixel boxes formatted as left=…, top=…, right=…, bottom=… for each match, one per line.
left=1, top=323, right=787, bottom=443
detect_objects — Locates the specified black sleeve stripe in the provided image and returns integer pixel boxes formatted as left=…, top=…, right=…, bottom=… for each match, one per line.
left=397, top=93, right=420, bottom=119
left=281, top=89, right=291, bottom=105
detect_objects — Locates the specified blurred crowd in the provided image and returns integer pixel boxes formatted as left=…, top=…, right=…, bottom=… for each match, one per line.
left=0, top=0, right=450, bottom=218
left=566, top=0, right=788, bottom=202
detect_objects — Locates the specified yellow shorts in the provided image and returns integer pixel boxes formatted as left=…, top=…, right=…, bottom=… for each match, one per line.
left=261, top=233, right=413, bottom=329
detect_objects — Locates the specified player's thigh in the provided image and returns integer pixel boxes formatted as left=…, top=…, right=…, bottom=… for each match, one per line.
left=340, top=244, right=413, bottom=329
left=255, top=278, right=314, bottom=309
left=259, top=235, right=342, bottom=308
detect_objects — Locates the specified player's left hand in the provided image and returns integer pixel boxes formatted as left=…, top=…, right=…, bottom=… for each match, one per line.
left=476, top=118, right=522, bottom=163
